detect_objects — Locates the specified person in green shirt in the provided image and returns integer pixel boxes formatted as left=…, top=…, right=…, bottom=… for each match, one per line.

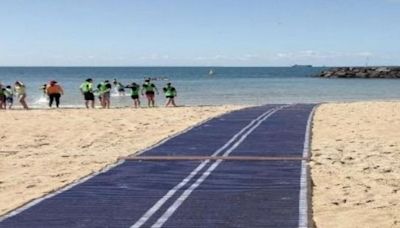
left=98, top=80, right=112, bottom=109
left=126, top=82, right=141, bottom=108
left=163, top=82, right=177, bottom=107
left=141, top=79, right=159, bottom=107
left=79, top=78, right=95, bottom=109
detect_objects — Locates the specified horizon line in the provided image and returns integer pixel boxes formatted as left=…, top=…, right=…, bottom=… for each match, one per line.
left=0, top=65, right=397, bottom=68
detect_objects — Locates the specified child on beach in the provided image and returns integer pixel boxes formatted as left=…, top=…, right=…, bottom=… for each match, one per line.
left=4, top=85, right=14, bottom=109
left=141, top=79, right=158, bottom=107
left=80, top=78, right=95, bottom=109
left=14, top=81, right=29, bottom=110
left=125, top=82, right=141, bottom=108
left=163, top=82, right=178, bottom=107
left=46, top=81, right=64, bottom=108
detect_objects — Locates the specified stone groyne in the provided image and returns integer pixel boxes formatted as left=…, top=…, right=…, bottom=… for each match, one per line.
left=318, top=67, right=400, bottom=78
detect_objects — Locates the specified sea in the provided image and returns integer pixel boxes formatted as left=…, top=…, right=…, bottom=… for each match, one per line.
left=1, top=67, right=400, bottom=108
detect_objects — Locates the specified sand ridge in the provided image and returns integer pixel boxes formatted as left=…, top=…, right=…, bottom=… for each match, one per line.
left=0, top=106, right=243, bottom=216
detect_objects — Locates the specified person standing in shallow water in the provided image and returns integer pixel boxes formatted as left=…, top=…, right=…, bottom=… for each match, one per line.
left=14, top=81, right=29, bottom=110
left=0, top=83, right=6, bottom=109
left=4, top=85, right=14, bottom=109
left=163, top=82, right=178, bottom=107
left=99, top=80, right=112, bottom=109
left=113, top=78, right=125, bottom=96
left=80, top=78, right=95, bottom=109
left=141, top=79, right=158, bottom=107
left=46, top=81, right=64, bottom=108
left=125, top=82, right=141, bottom=108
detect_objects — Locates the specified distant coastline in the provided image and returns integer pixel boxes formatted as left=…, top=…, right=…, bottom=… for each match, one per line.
left=291, top=64, right=313, bottom=68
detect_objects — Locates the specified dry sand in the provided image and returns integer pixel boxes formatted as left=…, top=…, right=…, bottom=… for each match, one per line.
left=0, top=106, right=242, bottom=216
left=2, top=102, right=400, bottom=227
left=311, top=102, right=400, bottom=228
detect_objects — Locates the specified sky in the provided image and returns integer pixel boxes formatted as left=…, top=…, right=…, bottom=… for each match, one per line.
left=0, top=0, right=399, bottom=66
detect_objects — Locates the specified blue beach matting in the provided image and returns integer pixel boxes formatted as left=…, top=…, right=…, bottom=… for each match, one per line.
left=0, top=104, right=316, bottom=228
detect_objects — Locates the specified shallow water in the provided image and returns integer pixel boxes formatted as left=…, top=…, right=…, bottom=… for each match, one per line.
left=1, top=67, right=400, bottom=108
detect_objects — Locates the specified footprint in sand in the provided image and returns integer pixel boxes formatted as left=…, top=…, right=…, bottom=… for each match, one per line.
left=344, top=156, right=354, bottom=161
left=381, top=168, right=392, bottom=173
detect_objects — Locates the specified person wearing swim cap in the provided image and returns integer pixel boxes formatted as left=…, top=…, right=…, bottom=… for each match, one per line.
left=125, top=82, right=141, bottom=108
left=163, top=82, right=177, bottom=107
left=141, top=79, right=159, bottom=107
left=80, top=78, right=95, bottom=109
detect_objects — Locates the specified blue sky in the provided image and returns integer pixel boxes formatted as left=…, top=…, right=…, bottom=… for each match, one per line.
left=0, top=0, right=399, bottom=66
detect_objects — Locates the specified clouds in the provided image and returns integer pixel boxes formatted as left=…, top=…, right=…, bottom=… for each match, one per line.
left=194, top=54, right=259, bottom=62
left=275, top=50, right=373, bottom=60
left=0, top=50, right=390, bottom=67
left=190, top=50, right=376, bottom=66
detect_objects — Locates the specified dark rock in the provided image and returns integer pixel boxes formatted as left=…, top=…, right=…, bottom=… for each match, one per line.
left=318, top=67, right=400, bottom=79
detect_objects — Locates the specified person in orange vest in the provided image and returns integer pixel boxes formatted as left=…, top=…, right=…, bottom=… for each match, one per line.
left=46, top=80, right=64, bottom=108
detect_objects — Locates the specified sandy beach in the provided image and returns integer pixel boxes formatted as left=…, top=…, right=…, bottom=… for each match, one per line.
left=0, top=106, right=242, bottom=216
left=311, top=102, right=400, bottom=228
left=1, top=102, right=400, bottom=227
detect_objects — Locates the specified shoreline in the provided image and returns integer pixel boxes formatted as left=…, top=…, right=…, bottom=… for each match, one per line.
left=0, top=104, right=244, bottom=111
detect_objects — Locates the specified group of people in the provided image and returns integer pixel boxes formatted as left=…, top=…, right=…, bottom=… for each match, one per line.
left=0, top=81, right=29, bottom=110
left=80, top=78, right=177, bottom=109
left=0, top=78, right=177, bottom=110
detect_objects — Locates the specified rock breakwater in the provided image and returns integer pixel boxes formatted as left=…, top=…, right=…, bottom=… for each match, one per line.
left=318, top=67, right=400, bottom=78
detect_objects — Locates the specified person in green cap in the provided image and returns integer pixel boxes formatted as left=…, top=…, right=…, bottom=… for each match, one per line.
left=141, top=78, right=158, bottom=107
left=80, top=78, right=95, bottom=109
left=163, top=82, right=177, bottom=107
left=125, top=82, right=141, bottom=108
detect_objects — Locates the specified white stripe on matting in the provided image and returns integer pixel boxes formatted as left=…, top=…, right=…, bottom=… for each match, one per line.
left=298, top=105, right=317, bottom=228
left=131, top=105, right=287, bottom=228
left=0, top=105, right=245, bottom=222
left=149, top=105, right=288, bottom=227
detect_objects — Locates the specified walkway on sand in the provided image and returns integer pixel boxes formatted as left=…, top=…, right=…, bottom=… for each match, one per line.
left=0, top=104, right=316, bottom=228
